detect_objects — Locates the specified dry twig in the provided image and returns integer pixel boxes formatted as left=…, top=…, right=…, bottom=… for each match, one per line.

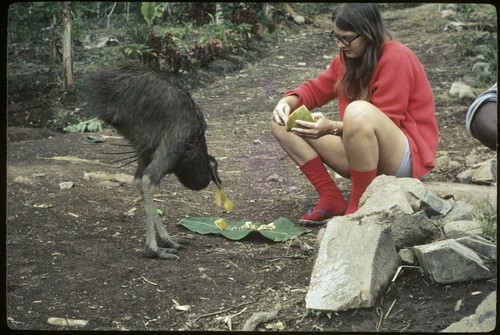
left=241, top=302, right=282, bottom=331
left=191, top=300, right=256, bottom=324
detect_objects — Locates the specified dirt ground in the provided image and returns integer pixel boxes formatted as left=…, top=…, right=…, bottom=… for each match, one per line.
left=5, top=4, right=497, bottom=332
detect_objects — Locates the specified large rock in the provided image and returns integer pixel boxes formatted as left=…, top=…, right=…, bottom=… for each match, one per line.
left=443, top=200, right=476, bottom=221
left=442, top=291, right=496, bottom=332
left=386, top=211, right=435, bottom=249
left=412, top=239, right=492, bottom=283
left=358, top=211, right=435, bottom=249
left=305, top=217, right=401, bottom=311
left=354, top=175, right=427, bottom=217
left=455, top=236, right=497, bottom=259
left=471, top=159, right=497, bottom=185
left=443, top=220, right=483, bottom=239
left=424, top=181, right=496, bottom=210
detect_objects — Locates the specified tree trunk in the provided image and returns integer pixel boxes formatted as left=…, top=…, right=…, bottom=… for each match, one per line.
left=61, top=1, right=74, bottom=92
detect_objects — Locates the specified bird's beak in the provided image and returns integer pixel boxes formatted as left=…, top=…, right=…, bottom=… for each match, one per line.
left=209, top=155, right=222, bottom=189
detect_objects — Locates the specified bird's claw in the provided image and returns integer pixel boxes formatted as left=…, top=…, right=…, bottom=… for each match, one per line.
left=144, top=247, right=180, bottom=260
left=172, top=236, right=190, bottom=246
left=157, top=248, right=180, bottom=260
left=158, top=236, right=189, bottom=250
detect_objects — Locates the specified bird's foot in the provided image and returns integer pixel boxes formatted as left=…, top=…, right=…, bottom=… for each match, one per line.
left=144, top=237, right=189, bottom=260
left=158, top=236, right=189, bottom=250
left=144, top=246, right=180, bottom=260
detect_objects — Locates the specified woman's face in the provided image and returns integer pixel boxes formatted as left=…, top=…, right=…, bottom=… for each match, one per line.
left=332, top=23, right=366, bottom=59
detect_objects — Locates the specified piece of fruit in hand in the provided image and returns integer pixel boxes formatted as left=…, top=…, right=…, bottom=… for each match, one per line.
left=286, top=105, right=314, bottom=132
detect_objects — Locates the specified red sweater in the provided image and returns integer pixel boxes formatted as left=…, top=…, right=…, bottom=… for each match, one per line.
left=284, top=41, right=439, bottom=178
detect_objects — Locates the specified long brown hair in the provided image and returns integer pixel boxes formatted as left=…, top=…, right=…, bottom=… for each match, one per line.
left=332, top=3, right=391, bottom=101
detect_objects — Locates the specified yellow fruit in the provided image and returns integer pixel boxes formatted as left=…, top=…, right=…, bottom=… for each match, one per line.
left=286, top=105, right=314, bottom=132
left=215, top=187, right=234, bottom=212
left=223, top=197, right=234, bottom=212
left=215, top=189, right=224, bottom=207
left=215, top=218, right=228, bottom=231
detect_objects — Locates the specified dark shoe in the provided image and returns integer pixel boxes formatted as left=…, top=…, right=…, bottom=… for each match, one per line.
left=298, top=208, right=334, bottom=226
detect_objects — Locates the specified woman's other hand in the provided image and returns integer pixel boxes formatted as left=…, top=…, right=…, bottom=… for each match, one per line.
left=292, top=112, right=337, bottom=139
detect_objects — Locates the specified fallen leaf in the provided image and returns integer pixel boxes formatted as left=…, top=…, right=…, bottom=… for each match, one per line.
left=265, top=321, right=285, bottom=330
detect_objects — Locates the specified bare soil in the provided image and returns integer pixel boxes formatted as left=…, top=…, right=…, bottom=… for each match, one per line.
left=5, top=4, right=497, bottom=332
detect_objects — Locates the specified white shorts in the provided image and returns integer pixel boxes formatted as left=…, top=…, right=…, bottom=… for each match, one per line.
left=394, top=136, right=412, bottom=178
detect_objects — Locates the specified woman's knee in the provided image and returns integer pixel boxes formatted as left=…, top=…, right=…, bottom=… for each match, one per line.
left=344, top=101, right=377, bottom=120
left=343, top=100, right=378, bottom=133
left=270, top=120, right=286, bottom=140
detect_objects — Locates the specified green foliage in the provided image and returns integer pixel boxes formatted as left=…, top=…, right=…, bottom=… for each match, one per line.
left=52, top=110, right=74, bottom=131
left=123, top=43, right=157, bottom=62
left=141, top=2, right=165, bottom=27
left=307, top=309, right=334, bottom=320
left=294, top=3, right=336, bottom=16
left=8, top=2, right=267, bottom=74
left=449, top=5, right=497, bottom=86
left=177, top=217, right=305, bottom=242
left=141, top=20, right=258, bottom=73
left=456, top=3, right=476, bottom=16
left=474, top=203, right=497, bottom=244
left=8, top=2, right=61, bottom=43
left=475, top=36, right=497, bottom=87
left=63, top=118, right=103, bottom=133
left=124, top=21, right=150, bottom=45
left=88, top=48, right=117, bottom=66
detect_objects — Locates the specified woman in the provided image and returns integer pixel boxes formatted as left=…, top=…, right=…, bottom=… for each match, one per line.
left=271, top=3, right=439, bottom=224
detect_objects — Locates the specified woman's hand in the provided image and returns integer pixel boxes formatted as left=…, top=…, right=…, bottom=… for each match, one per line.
left=272, top=99, right=292, bottom=125
left=292, top=112, right=338, bottom=139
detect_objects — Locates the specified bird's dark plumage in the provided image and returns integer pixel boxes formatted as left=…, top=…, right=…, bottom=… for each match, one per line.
left=83, top=63, right=222, bottom=259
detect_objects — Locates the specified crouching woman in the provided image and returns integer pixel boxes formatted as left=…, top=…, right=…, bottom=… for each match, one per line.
left=271, top=3, right=439, bottom=224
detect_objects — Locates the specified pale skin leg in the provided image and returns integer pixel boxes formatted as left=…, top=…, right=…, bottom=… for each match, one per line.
left=271, top=100, right=408, bottom=177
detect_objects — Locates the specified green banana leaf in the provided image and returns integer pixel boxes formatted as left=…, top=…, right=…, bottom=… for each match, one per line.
left=176, top=217, right=305, bottom=242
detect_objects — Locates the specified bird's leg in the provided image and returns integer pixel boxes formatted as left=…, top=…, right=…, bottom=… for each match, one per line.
left=141, top=174, right=180, bottom=260
left=154, top=219, right=189, bottom=249
left=135, top=178, right=144, bottom=197
left=133, top=178, right=144, bottom=203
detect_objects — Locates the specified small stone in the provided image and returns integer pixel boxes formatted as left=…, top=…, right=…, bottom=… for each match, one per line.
left=59, top=181, right=74, bottom=190
left=266, top=173, right=282, bottom=183
left=398, top=248, right=416, bottom=264
left=420, top=190, right=452, bottom=217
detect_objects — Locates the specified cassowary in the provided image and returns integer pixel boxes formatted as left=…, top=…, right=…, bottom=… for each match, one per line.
left=83, top=63, right=223, bottom=260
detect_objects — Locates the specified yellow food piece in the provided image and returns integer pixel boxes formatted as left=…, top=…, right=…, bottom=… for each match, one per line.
left=215, top=218, right=228, bottom=231
left=223, top=197, right=234, bottom=212
left=215, top=189, right=224, bottom=207
left=286, top=105, right=314, bottom=132
left=215, top=187, right=234, bottom=212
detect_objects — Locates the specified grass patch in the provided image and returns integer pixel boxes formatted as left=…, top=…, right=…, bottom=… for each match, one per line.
left=474, top=203, right=497, bottom=243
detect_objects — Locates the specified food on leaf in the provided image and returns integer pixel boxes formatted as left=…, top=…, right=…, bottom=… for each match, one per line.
left=257, top=222, right=276, bottom=231
left=286, top=105, right=315, bottom=132
left=215, top=218, right=228, bottom=231
left=177, top=217, right=305, bottom=242
left=240, top=221, right=257, bottom=230
left=231, top=221, right=276, bottom=231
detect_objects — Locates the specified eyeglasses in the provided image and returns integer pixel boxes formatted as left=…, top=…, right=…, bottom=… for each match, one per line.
left=329, top=31, right=361, bottom=46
